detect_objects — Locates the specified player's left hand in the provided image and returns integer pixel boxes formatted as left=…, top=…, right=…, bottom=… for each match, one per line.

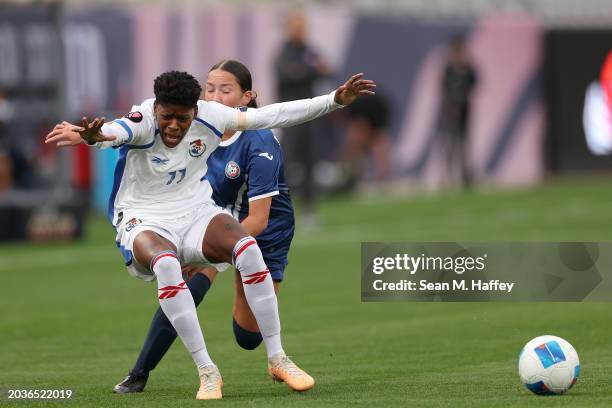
left=182, top=264, right=202, bottom=279
left=45, top=121, right=87, bottom=147
left=334, top=73, right=376, bottom=106
left=181, top=264, right=218, bottom=282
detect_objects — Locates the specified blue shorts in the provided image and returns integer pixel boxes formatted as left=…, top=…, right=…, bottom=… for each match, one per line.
left=260, top=238, right=292, bottom=282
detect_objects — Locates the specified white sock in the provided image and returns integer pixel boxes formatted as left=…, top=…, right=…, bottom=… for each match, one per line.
left=233, top=237, right=283, bottom=358
left=152, top=251, right=213, bottom=370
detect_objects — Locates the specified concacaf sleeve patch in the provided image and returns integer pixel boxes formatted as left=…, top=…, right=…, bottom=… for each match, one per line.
left=126, top=111, right=143, bottom=123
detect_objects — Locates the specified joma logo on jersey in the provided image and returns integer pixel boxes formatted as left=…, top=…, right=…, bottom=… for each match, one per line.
left=125, top=218, right=142, bottom=232
left=189, top=139, right=206, bottom=157
left=258, top=152, right=274, bottom=160
left=225, top=161, right=241, bottom=179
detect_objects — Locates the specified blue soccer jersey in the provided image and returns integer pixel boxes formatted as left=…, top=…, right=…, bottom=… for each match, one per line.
left=203, top=128, right=295, bottom=279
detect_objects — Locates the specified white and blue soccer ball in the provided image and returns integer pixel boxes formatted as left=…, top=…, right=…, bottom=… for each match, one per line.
left=518, top=335, right=580, bottom=395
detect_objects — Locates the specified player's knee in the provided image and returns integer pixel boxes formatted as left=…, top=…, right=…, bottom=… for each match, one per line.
left=152, top=251, right=191, bottom=304
left=151, top=251, right=182, bottom=286
left=232, top=318, right=263, bottom=350
left=232, top=236, right=267, bottom=277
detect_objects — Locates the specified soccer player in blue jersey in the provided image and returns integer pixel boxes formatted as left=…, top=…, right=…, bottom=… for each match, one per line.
left=113, top=59, right=298, bottom=394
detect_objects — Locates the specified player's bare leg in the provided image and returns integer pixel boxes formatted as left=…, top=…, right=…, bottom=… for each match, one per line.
left=133, top=231, right=221, bottom=400
left=204, top=214, right=314, bottom=392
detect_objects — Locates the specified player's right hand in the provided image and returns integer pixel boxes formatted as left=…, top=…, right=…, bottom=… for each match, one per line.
left=45, top=118, right=116, bottom=147
left=77, top=117, right=116, bottom=145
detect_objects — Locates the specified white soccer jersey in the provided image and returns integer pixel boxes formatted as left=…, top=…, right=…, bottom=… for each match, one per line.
left=102, top=99, right=223, bottom=225
left=96, top=92, right=343, bottom=226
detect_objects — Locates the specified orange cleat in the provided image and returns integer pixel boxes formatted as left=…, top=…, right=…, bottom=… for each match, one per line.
left=268, top=352, right=315, bottom=392
left=196, top=364, right=223, bottom=400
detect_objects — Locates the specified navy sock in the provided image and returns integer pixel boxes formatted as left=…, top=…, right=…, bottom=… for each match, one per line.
left=232, top=318, right=263, bottom=350
left=132, top=273, right=211, bottom=374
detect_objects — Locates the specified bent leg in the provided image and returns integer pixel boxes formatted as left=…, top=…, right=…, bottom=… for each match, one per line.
left=132, top=231, right=214, bottom=372
left=202, top=214, right=282, bottom=358
left=232, top=269, right=280, bottom=350
left=203, top=216, right=314, bottom=391
left=201, top=213, right=248, bottom=263
left=132, top=272, right=214, bottom=374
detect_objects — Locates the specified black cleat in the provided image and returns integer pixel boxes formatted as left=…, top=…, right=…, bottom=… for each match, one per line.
left=113, top=371, right=149, bottom=393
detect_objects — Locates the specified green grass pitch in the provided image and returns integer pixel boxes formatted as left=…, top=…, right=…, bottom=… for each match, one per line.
left=1, top=178, right=612, bottom=407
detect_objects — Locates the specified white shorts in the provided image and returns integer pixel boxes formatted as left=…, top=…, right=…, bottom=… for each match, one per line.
left=114, top=202, right=231, bottom=281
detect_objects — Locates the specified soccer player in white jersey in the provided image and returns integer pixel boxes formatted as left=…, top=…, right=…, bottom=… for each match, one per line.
left=46, top=70, right=375, bottom=399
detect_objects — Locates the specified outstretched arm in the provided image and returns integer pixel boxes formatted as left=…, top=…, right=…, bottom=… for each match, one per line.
left=204, top=73, right=376, bottom=133
left=45, top=117, right=118, bottom=147
left=239, top=73, right=375, bottom=130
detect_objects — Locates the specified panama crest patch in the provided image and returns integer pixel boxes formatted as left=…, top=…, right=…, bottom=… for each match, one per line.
left=189, top=139, right=206, bottom=157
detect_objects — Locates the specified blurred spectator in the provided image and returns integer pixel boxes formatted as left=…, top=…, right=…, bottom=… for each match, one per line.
left=338, top=93, right=392, bottom=190
left=440, top=36, right=477, bottom=189
left=0, top=91, right=38, bottom=189
left=0, top=151, right=12, bottom=192
left=275, top=12, right=330, bottom=222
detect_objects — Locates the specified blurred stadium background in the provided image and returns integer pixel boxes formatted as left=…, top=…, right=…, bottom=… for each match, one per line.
left=1, top=0, right=612, bottom=240
left=1, top=1, right=612, bottom=407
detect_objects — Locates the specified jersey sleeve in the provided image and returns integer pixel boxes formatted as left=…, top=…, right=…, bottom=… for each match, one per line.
left=246, top=132, right=282, bottom=202
left=196, top=100, right=237, bottom=136
left=243, top=91, right=343, bottom=130
left=95, top=99, right=155, bottom=148
left=197, top=91, right=344, bottom=133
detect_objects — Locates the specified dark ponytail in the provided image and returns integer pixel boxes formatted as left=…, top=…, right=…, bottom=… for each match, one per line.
left=210, top=59, right=258, bottom=108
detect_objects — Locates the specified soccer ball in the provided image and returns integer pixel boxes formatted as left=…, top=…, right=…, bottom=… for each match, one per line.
left=518, top=335, right=580, bottom=395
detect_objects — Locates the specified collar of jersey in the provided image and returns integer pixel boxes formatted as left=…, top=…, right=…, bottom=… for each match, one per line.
left=219, top=131, right=243, bottom=147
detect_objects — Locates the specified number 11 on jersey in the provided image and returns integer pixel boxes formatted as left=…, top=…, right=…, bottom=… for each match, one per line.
left=166, top=168, right=186, bottom=185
